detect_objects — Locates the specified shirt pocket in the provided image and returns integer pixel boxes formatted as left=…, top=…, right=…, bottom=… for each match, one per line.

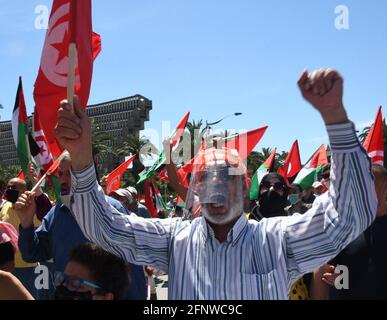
left=239, top=270, right=280, bottom=300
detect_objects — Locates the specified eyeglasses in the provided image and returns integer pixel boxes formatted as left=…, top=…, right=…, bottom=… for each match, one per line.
left=54, top=272, right=102, bottom=292
left=260, top=181, right=285, bottom=192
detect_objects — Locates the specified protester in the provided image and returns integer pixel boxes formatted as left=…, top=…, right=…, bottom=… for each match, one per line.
left=15, top=152, right=146, bottom=300
left=285, top=184, right=312, bottom=215
left=110, top=187, right=151, bottom=218
left=54, top=242, right=130, bottom=300
left=312, top=181, right=325, bottom=198
left=318, top=164, right=387, bottom=300
left=249, top=173, right=288, bottom=221
left=0, top=177, right=40, bottom=298
left=55, top=69, right=377, bottom=300
left=302, top=186, right=316, bottom=204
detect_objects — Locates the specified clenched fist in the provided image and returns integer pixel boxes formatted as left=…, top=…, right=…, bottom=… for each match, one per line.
left=298, top=69, right=349, bottom=125
left=55, top=95, right=93, bottom=171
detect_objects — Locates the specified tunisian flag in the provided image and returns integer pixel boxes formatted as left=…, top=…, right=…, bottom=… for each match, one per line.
left=106, top=155, right=136, bottom=195
left=278, top=140, right=302, bottom=185
left=364, top=106, right=384, bottom=166
left=33, top=0, right=101, bottom=157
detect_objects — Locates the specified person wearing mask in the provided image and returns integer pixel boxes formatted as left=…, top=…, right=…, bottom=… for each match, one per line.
left=55, top=69, right=377, bottom=300
left=285, top=184, right=312, bottom=215
left=249, top=173, right=288, bottom=221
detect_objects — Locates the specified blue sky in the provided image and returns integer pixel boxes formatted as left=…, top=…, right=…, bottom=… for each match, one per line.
left=0, top=0, right=386, bottom=162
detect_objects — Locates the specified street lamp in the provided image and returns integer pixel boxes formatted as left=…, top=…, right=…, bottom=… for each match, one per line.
left=201, top=112, right=243, bottom=134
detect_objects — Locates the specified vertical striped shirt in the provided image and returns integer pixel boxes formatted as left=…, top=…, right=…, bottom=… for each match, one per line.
left=69, top=122, right=377, bottom=300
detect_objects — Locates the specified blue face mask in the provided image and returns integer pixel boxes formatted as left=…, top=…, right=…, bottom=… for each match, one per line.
left=288, top=194, right=300, bottom=205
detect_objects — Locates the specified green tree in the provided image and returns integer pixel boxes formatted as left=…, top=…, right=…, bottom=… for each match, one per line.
left=115, top=134, right=158, bottom=185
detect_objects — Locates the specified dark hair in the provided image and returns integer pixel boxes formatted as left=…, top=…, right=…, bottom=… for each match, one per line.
left=372, top=164, right=387, bottom=181
left=289, top=183, right=303, bottom=193
left=0, top=242, right=14, bottom=266
left=68, top=243, right=130, bottom=300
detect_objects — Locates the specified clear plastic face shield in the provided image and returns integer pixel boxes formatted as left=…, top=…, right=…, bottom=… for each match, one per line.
left=184, top=148, right=248, bottom=226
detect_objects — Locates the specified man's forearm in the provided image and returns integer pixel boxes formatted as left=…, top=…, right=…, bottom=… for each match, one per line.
left=320, top=104, right=349, bottom=125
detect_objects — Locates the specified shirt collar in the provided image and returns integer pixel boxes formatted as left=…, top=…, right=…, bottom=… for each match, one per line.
left=200, top=214, right=247, bottom=245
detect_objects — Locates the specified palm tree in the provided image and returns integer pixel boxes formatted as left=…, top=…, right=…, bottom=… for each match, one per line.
left=186, top=120, right=204, bottom=160
left=115, top=134, right=158, bottom=184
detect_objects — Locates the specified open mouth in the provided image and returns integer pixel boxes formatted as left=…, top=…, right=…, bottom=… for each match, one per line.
left=206, top=203, right=228, bottom=214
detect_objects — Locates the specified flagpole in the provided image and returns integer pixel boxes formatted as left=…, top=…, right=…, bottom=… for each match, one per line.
left=31, top=172, right=47, bottom=193
left=67, top=43, right=77, bottom=110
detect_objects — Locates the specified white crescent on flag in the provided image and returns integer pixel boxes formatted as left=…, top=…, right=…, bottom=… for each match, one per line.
left=41, top=2, right=80, bottom=88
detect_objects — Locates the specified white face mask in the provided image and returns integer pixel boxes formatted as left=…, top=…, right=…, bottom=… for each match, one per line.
left=61, top=194, right=71, bottom=208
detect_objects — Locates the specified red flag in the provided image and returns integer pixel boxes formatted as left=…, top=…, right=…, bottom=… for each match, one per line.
left=224, top=126, right=268, bottom=160
left=33, top=109, right=54, bottom=172
left=144, top=180, right=158, bottom=218
left=278, top=140, right=302, bottom=184
left=157, top=168, right=169, bottom=183
left=17, top=170, right=25, bottom=181
left=171, top=112, right=190, bottom=148
left=47, top=151, right=67, bottom=176
left=33, top=0, right=101, bottom=157
left=106, top=155, right=136, bottom=195
left=364, top=106, right=384, bottom=166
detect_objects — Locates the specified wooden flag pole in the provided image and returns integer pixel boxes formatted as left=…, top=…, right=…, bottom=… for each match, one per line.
left=31, top=171, right=48, bottom=193
left=67, top=42, right=77, bottom=110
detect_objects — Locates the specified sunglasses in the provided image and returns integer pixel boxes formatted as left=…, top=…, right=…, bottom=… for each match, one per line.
left=54, top=272, right=102, bottom=292
left=260, top=181, right=285, bottom=192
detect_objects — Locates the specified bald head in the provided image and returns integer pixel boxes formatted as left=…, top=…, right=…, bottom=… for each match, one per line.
left=7, top=178, right=26, bottom=194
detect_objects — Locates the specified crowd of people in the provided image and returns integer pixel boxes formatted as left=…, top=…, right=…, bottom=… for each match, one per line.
left=0, top=68, right=385, bottom=300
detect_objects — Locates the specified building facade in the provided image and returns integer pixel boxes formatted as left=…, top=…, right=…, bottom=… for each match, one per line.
left=0, top=94, right=152, bottom=176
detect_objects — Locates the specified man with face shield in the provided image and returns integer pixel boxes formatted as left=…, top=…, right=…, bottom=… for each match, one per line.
left=56, top=69, right=377, bottom=300
left=185, top=148, right=248, bottom=240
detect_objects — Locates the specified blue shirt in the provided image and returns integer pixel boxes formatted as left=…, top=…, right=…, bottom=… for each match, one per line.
left=18, top=198, right=147, bottom=300
left=69, top=122, right=377, bottom=300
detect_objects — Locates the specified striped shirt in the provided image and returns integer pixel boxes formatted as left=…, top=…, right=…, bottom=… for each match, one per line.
left=69, top=122, right=377, bottom=300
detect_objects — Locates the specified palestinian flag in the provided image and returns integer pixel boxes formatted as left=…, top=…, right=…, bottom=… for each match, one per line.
left=293, top=144, right=328, bottom=190
left=12, top=77, right=30, bottom=176
left=151, top=181, right=169, bottom=213
left=278, top=140, right=302, bottom=185
left=138, top=112, right=190, bottom=184
left=364, top=106, right=384, bottom=166
left=249, top=148, right=277, bottom=200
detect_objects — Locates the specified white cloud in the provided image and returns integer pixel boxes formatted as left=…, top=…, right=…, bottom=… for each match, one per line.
left=356, top=120, right=373, bottom=131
